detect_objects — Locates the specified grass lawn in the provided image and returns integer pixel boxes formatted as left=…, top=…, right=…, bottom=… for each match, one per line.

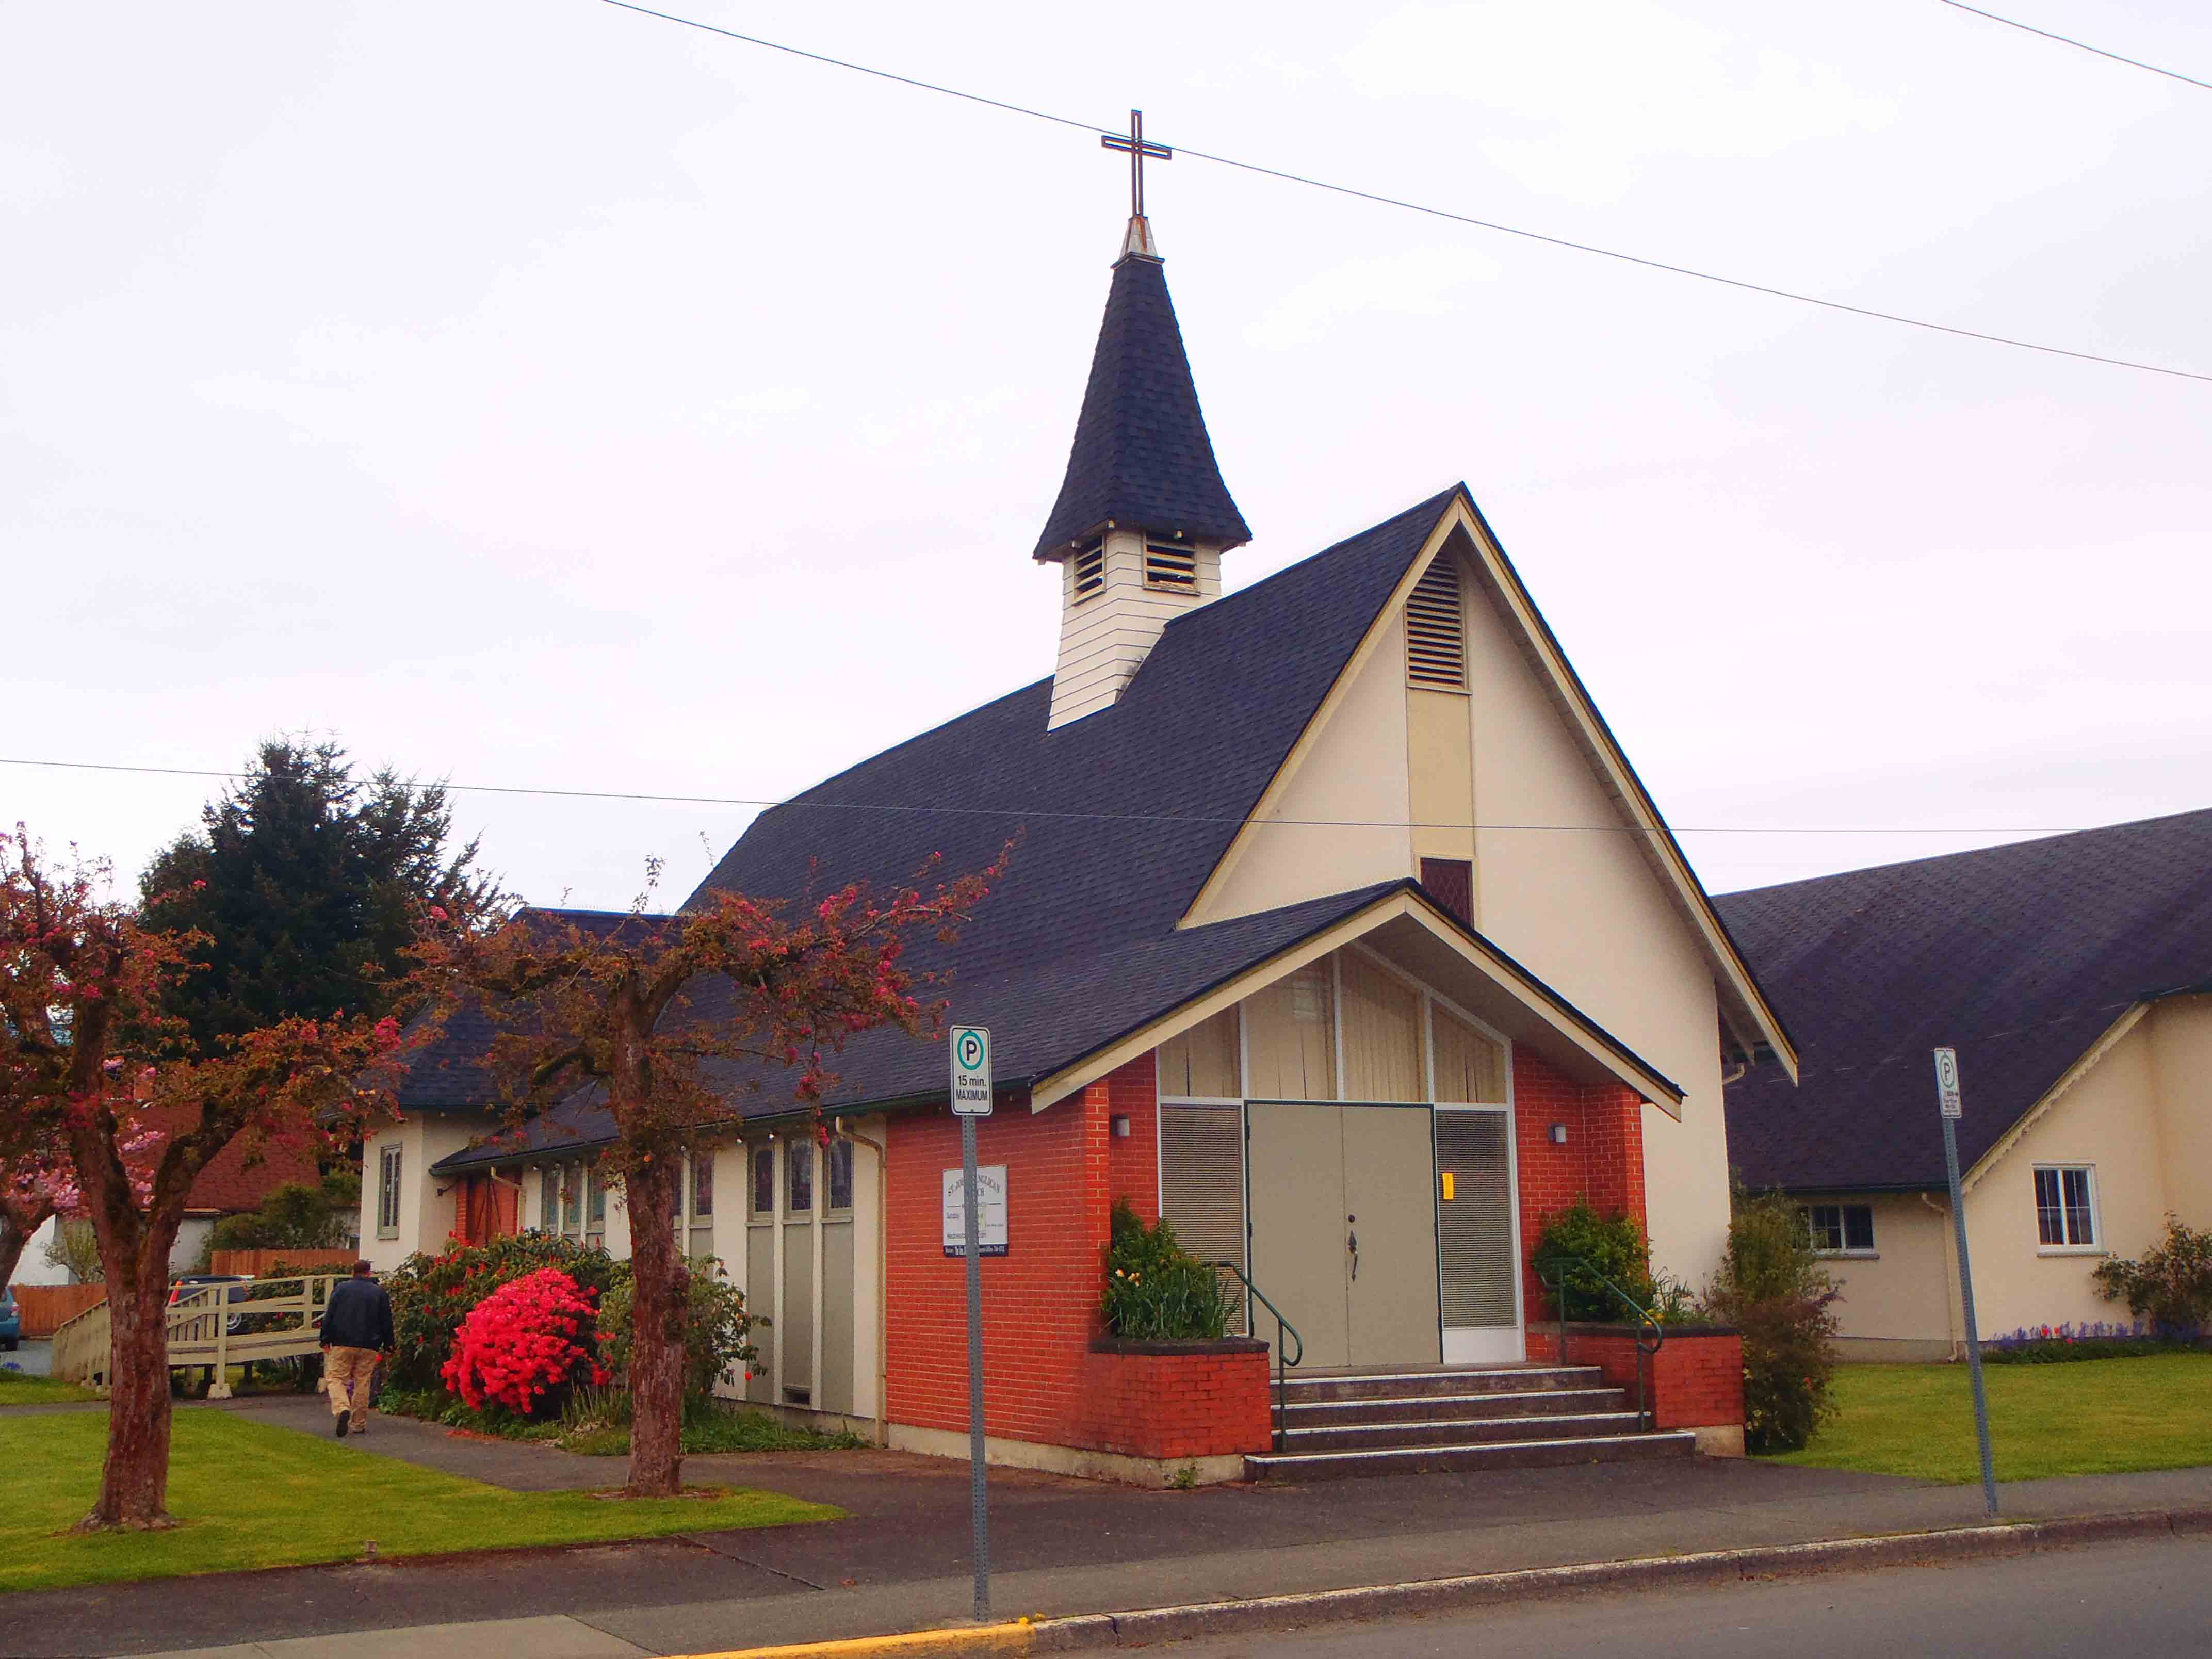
left=0, top=1372, right=102, bottom=1407
left=1775, top=1352, right=2212, bottom=1483
left=0, top=1409, right=839, bottom=1593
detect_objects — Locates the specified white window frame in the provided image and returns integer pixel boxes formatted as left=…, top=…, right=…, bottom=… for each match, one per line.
left=2034, top=1163, right=2102, bottom=1254
left=677, top=1150, right=716, bottom=1259
left=377, top=1145, right=403, bottom=1239
left=1801, top=1202, right=1877, bottom=1258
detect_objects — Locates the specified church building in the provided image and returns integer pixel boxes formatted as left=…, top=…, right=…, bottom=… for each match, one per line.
left=364, top=193, right=1793, bottom=1482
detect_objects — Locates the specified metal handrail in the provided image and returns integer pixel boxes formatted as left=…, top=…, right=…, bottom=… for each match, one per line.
left=1533, top=1251, right=1666, bottom=1433
left=1207, top=1260, right=1303, bottom=1452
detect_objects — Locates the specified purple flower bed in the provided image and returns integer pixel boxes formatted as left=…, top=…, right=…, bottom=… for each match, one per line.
left=1980, top=1319, right=2200, bottom=1363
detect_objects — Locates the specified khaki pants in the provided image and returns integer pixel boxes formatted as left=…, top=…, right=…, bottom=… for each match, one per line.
left=324, top=1346, right=380, bottom=1427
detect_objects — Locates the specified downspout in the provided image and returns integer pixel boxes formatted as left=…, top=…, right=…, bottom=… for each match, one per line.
left=841, top=1125, right=892, bottom=1447
left=1920, top=1192, right=1964, bottom=1359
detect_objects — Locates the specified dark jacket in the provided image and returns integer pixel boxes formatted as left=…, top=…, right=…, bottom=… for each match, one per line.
left=320, top=1276, right=395, bottom=1352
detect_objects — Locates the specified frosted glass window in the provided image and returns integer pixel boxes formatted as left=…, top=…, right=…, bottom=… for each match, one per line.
left=1245, top=964, right=1335, bottom=1100
left=1339, top=954, right=1423, bottom=1102
left=1433, top=1006, right=1507, bottom=1103
left=1158, top=1006, right=1242, bottom=1098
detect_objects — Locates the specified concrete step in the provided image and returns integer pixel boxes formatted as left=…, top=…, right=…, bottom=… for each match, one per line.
left=1280, top=1387, right=1630, bottom=1426
left=1279, top=1411, right=1648, bottom=1452
left=1244, top=1430, right=1698, bottom=1483
left=1280, top=1366, right=1605, bottom=1402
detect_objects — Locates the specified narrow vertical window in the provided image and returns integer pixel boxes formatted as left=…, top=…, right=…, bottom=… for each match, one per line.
left=788, top=1142, right=814, bottom=1213
left=688, top=1152, right=716, bottom=1258
left=540, top=1168, right=559, bottom=1233
left=827, top=1140, right=854, bottom=1212
left=586, top=1167, right=606, bottom=1250
left=751, top=1145, right=775, bottom=1217
left=377, top=1146, right=403, bottom=1238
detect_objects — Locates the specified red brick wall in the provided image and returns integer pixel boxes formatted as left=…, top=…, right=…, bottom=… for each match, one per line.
left=1513, top=1050, right=1647, bottom=1312
left=1525, top=1326, right=1744, bottom=1429
left=884, top=1083, right=1113, bottom=1446
left=1104, top=1056, right=1159, bottom=1223
left=1074, top=1343, right=1274, bottom=1459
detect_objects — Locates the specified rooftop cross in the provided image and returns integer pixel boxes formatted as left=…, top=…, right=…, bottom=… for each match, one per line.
left=1101, top=109, right=1170, bottom=222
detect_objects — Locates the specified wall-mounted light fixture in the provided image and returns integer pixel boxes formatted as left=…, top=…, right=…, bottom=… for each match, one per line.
left=1110, top=1115, right=1132, bottom=1139
left=1548, top=1123, right=1569, bottom=1145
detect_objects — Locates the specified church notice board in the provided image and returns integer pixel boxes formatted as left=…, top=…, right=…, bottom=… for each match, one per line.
left=942, top=1165, right=1010, bottom=1256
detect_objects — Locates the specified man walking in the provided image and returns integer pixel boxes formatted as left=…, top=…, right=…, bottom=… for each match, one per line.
left=320, top=1261, right=394, bottom=1438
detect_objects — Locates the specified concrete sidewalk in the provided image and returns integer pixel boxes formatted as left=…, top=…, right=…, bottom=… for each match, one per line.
left=10, top=1396, right=2209, bottom=1659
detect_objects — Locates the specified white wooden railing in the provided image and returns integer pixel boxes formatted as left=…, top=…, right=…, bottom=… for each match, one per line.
left=50, top=1275, right=345, bottom=1398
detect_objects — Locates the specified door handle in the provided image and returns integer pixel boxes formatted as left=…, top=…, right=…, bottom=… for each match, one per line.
left=1347, top=1226, right=1359, bottom=1281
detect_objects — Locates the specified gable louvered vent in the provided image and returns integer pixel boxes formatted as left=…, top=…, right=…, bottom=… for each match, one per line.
left=1405, top=558, right=1466, bottom=689
left=1072, top=539, right=1105, bottom=600
left=1144, top=541, right=1198, bottom=591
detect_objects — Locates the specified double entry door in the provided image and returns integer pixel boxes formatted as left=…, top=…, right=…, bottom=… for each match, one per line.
left=1246, top=1101, right=1441, bottom=1370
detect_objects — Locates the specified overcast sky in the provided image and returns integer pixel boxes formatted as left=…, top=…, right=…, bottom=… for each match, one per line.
left=6, top=0, right=2208, bottom=913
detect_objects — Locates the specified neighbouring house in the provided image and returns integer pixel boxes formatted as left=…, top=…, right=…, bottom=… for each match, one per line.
left=365, top=203, right=1790, bottom=1478
left=1721, top=809, right=2212, bottom=1360
left=15, top=1109, right=328, bottom=1287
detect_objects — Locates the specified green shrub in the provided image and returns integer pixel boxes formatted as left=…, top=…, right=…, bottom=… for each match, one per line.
left=382, top=1233, right=624, bottom=1392
left=1099, top=1199, right=1228, bottom=1341
left=1530, top=1203, right=1657, bottom=1321
left=2093, top=1215, right=2212, bottom=1336
left=1705, top=1188, right=1840, bottom=1453
left=596, top=1257, right=759, bottom=1398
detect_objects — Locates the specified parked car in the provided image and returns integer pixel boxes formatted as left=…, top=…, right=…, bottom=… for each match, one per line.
left=168, top=1275, right=251, bottom=1335
left=0, top=1288, right=19, bottom=1351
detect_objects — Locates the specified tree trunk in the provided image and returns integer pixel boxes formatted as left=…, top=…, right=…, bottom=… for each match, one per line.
left=0, top=1220, right=27, bottom=1301
left=624, top=1155, right=689, bottom=1498
left=78, top=1238, right=180, bottom=1530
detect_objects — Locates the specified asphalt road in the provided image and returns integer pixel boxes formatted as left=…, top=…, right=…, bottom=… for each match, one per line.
left=1160, top=1533, right=2212, bottom=1657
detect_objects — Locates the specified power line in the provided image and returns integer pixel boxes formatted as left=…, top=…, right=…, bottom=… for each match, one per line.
left=0, top=754, right=2133, bottom=837
left=1935, top=0, right=2212, bottom=91
left=600, top=0, right=2212, bottom=386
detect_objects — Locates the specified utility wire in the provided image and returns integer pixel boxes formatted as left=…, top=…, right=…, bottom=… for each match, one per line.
left=601, top=0, right=2211, bottom=386
left=0, top=754, right=2129, bottom=838
left=1935, top=0, right=2212, bottom=91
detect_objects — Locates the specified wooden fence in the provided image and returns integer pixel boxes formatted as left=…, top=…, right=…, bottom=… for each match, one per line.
left=15, top=1283, right=108, bottom=1338
left=209, top=1248, right=359, bottom=1277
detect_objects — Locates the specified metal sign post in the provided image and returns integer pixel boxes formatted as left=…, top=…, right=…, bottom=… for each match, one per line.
left=1934, top=1047, right=1998, bottom=1517
left=950, top=1024, right=993, bottom=1621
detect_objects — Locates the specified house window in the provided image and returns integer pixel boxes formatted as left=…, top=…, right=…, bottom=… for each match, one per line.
left=788, top=1142, right=815, bottom=1213
left=827, top=1140, right=854, bottom=1212
left=1405, top=558, right=1467, bottom=690
left=1802, top=1203, right=1876, bottom=1255
left=2035, top=1166, right=2098, bottom=1249
left=1419, top=858, right=1474, bottom=927
left=1143, top=540, right=1197, bottom=591
left=561, top=1165, right=583, bottom=1235
left=1071, top=539, right=1104, bottom=600
left=750, top=1144, right=775, bottom=1218
left=540, top=1167, right=559, bottom=1232
left=585, top=1167, right=606, bottom=1251
left=377, top=1146, right=403, bottom=1239
left=679, top=1152, right=715, bottom=1258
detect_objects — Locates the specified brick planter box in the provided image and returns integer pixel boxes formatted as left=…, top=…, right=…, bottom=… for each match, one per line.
left=1078, top=1337, right=1275, bottom=1468
left=1526, top=1322, right=1745, bottom=1455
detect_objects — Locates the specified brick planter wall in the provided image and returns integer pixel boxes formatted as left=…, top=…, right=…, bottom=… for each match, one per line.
left=1512, top=1051, right=1647, bottom=1314
left=1077, top=1338, right=1274, bottom=1460
left=1526, top=1322, right=1744, bottom=1448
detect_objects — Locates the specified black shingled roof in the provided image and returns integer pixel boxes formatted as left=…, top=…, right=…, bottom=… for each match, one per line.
left=1031, top=253, right=1250, bottom=559
left=1719, top=808, right=2212, bottom=1192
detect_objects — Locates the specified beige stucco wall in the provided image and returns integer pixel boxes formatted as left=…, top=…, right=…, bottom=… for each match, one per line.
left=1191, top=607, right=1414, bottom=921
left=2146, top=996, right=2212, bottom=1224
left=359, top=1114, right=483, bottom=1272
left=1961, top=1016, right=2172, bottom=1338
left=1458, top=568, right=1731, bottom=1289
left=1815, top=1193, right=1955, bottom=1345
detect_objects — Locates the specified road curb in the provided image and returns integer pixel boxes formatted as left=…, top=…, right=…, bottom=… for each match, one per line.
left=678, top=1507, right=2212, bottom=1658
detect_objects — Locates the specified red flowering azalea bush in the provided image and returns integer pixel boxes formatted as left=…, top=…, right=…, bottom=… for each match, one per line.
left=440, top=1267, right=611, bottom=1418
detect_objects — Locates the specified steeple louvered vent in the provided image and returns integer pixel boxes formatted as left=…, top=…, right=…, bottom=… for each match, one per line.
left=1406, top=559, right=1467, bottom=689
